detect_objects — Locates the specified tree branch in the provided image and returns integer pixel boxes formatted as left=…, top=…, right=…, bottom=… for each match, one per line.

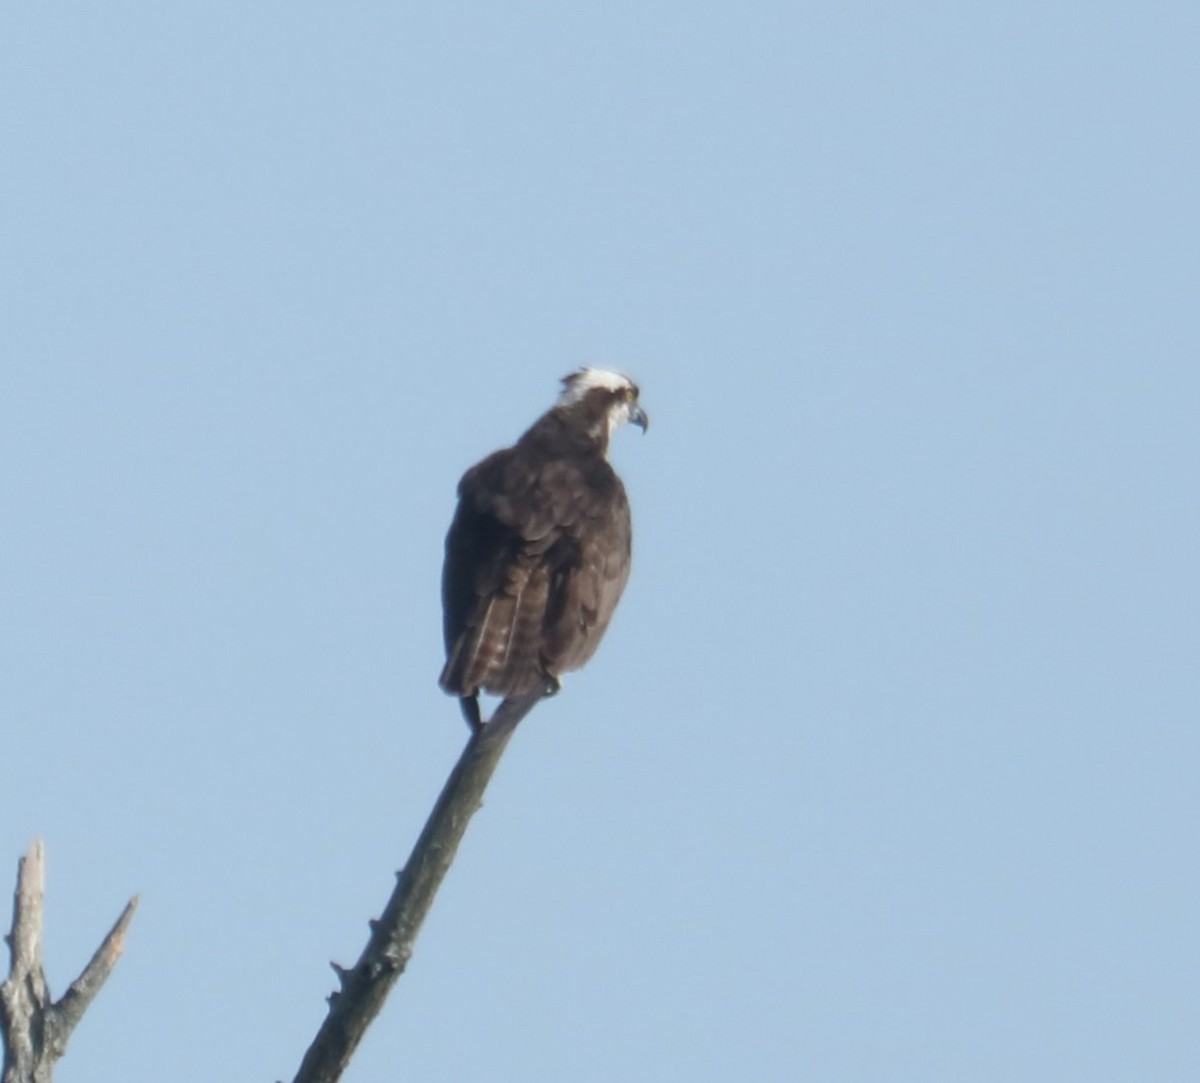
left=44, top=895, right=139, bottom=1059
left=1, top=841, right=49, bottom=1083
left=1, top=841, right=138, bottom=1083
left=291, top=691, right=546, bottom=1083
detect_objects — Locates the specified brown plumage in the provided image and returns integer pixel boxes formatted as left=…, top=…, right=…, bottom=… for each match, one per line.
left=439, top=368, right=647, bottom=730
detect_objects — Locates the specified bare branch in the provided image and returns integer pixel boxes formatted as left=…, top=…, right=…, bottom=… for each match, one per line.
left=1, top=841, right=50, bottom=1083
left=292, top=691, right=546, bottom=1083
left=44, top=895, right=140, bottom=1059
left=1, top=841, right=137, bottom=1083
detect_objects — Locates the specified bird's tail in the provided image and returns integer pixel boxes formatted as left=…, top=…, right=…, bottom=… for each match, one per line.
left=440, top=566, right=549, bottom=699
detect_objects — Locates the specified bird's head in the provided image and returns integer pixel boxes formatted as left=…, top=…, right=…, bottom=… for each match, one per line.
left=556, top=368, right=649, bottom=442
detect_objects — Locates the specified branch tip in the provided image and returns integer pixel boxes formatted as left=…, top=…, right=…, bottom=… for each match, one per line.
left=291, top=690, right=546, bottom=1083
left=2, top=841, right=136, bottom=1078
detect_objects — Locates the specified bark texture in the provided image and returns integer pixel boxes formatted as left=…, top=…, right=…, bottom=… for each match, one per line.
left=292, top=691, right=545, bottom=1083
left=0, top=841, right=138, bottom=1083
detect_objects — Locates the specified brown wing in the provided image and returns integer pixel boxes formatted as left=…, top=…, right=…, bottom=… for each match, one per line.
left=539, top=471, right=631, bottom=675
left=439, top=448, right=631, bottom=699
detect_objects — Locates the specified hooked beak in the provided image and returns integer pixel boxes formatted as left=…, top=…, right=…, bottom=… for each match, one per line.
left=629, top=404, right=649, bottom=433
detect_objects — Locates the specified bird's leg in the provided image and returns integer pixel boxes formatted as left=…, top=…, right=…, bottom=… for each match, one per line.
left=459, top=695, right=483, bottom=734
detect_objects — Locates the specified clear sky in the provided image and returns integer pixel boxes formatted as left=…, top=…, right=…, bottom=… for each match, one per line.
left=2, top=4, right=1197, bottom=1081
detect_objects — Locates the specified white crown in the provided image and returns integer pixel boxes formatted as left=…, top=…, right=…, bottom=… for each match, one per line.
left=557, top=367, right=636, bottom=405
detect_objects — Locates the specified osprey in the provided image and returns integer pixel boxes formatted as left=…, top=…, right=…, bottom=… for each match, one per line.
left=439, top=368, right=647, bottom=731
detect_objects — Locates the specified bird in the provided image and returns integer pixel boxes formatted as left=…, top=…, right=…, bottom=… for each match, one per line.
left=439, top=368, right=647, bottom=731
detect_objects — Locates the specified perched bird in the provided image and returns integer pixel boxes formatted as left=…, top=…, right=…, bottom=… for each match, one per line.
left=439, top=368, right=647, bottom=731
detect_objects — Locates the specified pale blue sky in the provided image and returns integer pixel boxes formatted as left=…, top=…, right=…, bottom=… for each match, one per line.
left=2, top=4, right=1197, bottom=1081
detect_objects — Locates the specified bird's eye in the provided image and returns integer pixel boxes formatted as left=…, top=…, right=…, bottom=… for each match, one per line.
left=623, top=387, right=635, bottom=401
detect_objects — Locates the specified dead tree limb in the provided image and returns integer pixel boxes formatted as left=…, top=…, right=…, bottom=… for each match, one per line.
left=0, top=840, right=138, bottom=1083
left=291, top=690, right=547, bottom=1083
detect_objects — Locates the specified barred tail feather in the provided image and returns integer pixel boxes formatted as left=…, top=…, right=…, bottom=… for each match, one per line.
left=440, top=568, right=551, bottom=699
left=494, top=567, right=550, bottom=696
